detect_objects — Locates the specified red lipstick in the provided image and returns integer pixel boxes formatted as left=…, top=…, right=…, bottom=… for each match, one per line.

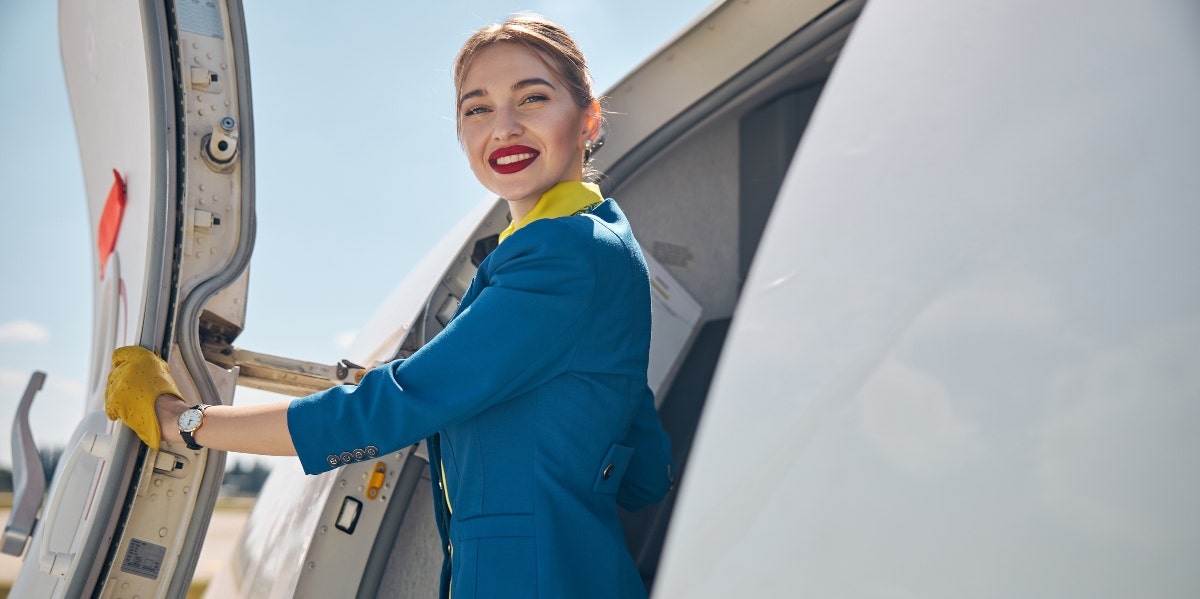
left=489, top=145, right=539, bottom=174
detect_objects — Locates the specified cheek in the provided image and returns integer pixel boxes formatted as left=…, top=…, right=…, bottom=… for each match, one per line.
left=459, top=127, right=489, bottom=170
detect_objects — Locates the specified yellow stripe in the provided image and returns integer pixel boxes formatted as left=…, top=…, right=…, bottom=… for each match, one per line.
left=439, top=458, right=453, bottom=515
left=440, top=457, right=453, bottom=597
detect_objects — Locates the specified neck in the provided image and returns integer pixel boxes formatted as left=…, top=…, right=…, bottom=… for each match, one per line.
left=505, top=195, right=540, bottom=225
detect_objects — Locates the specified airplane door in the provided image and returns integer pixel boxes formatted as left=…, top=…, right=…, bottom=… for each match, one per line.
left=7, top=0, right=255, bottom=596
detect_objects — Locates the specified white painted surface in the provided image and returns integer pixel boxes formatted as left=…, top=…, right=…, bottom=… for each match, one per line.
left=655, top=0, right=1200, bottom=596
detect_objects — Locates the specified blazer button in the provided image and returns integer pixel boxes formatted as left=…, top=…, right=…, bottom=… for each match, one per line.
left=602, top=463, right=615, bottom=480
left=365, top=445, right=379, bottom=457
left=353, top=448, right=366, bottom=460
left=327, top=455, right=340, bottom=467
left=340, top=452, right=354, bottom=464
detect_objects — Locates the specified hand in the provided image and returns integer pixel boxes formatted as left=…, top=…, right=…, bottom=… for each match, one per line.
left=105, top=346, right=183, bottom=450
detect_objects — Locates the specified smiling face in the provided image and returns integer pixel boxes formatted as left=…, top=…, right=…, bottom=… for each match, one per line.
left=458, top=42, right=599, bottom=215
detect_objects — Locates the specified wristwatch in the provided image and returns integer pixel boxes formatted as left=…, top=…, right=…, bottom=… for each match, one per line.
left=178, top=404, right=211, bottom=450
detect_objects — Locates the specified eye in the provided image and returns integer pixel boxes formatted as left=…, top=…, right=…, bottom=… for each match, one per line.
left=520, top=93, right=549, bottom=105
left=463, top=105, right=491, bottom=117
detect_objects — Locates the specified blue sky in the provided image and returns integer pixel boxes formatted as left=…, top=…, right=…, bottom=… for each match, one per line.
left=0, top=0, right=714, bottom=467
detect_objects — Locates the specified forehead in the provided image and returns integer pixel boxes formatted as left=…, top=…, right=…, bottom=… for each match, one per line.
left=460, top=42, right=567, bottom=92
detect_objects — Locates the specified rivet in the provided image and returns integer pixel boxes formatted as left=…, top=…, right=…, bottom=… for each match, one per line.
left=210, top=247, right=217, bottom=254
left=153, top=479, right=162, bottom=487
left=158, top=527, right=168, bottom=537
left=224, top=100, right=231, bottom=106
left=206, top=53, right=212, bottom=60
left=339, top=480, right=347, bottom=488
left=211, top=105, right=217, bottom=112
left=149, top=493, right=157, bottom=501
left=192, top=42, right=198, bottom=49
left=319, top=525, right=328, bottom=534
left=193, top=56, right=200, bottom=64
left=167, top=489, right=175, bottom=498
left=212, top=194, right=219, bottom=202
left=380, top=495, right=387, bottom=502
left=307, top=561, right=316, bottom=570
left=184, top=486, right=191, bottom=493
left=122, top=582, right=130, bottom=589
left=221, top=63, right=228, bottom=70
left=198, top=108, right=205, bottom=116
left=199, top=184, right=206, bottom=191
left=357, top=486, right=364, bottom=493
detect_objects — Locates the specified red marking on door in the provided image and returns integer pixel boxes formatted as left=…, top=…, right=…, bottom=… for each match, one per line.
left=98, top=169, right=126, bottom=279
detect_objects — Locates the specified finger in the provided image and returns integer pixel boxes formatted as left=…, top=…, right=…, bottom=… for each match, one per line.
left=111, top=345, right=147, bottom=368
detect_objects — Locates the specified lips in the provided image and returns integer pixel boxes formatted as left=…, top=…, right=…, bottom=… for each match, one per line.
left=489, top=145, right=540, bottom=174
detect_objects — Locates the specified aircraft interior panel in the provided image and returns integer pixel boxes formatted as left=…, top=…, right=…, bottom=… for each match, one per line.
left=617, top=118, right=744, bottom=322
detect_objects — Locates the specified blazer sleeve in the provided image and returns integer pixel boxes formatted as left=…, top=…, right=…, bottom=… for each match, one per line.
left=287, top=219, right=597, bottom=474
left=617, top=385, right=674, bottom=511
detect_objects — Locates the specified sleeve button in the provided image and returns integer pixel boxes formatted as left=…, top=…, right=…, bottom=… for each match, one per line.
left=602, top=463, right=615, bottom=480
left=365, top=445, right=379, bottom=457
left=340, top=452, right=354, bottom=464
left=353, top=448, right=365, bottom=460
left=327, top=455, right=340, bottom=467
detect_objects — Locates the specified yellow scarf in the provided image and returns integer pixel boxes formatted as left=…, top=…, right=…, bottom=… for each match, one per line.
left=498, top=182, right=603, bottom=244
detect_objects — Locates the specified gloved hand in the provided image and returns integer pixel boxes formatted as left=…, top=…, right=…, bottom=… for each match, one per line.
left=105, top=346, right=183, bottom=450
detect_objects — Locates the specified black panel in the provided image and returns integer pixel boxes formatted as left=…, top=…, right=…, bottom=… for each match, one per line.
left=738, top=85, right=824, bottom=280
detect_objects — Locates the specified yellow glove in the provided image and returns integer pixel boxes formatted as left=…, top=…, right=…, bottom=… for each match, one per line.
left=105, top=346, right=183, bottom=450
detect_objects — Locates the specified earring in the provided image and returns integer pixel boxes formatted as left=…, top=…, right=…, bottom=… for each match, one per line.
left=584, top=138, right=594, bottom=151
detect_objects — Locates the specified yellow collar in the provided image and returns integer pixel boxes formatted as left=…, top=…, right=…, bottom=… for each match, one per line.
left=498, top=182, right=603, bottom=243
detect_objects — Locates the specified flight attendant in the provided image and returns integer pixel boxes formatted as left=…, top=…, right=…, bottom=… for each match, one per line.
left=105, top=13, right=674, bottom=599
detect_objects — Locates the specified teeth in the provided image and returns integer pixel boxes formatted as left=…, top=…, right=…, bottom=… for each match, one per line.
left=496, top=152, right=535, bottom=165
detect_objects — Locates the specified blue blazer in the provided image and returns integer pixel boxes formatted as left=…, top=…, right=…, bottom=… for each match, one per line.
left=288, top=199, right=674, bottom=598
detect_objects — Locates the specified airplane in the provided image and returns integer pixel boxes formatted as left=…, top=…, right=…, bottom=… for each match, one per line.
left=5, top=0, right=1198, bottom=597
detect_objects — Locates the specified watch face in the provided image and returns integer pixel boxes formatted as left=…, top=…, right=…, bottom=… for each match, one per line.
left=179, top=409, right=203, bottom=432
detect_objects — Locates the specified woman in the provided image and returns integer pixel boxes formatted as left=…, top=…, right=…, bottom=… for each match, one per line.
left=105, top=13, right=673, bottom=599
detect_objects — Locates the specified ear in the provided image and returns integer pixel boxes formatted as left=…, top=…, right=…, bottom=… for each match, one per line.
left=582, top=99, right=602, bottom=143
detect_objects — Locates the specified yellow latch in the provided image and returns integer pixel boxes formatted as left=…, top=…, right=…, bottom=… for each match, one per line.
left=366, top=462, right=387, bottom=500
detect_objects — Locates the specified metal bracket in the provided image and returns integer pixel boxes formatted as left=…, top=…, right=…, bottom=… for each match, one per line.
left=3, top=371, right=48, bottom=557
left=202, top=344, right=368, bottom=397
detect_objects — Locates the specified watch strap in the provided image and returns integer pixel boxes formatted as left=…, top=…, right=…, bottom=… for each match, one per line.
left=180, top=404, right=209, bottom=450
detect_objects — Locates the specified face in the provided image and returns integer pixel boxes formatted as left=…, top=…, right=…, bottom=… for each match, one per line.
left=458, top=43, right=598, bottom=207
left=178, top=408, right=203, bottom=431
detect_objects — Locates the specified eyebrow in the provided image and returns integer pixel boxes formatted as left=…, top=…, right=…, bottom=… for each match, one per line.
left=458, top=77, right=557, bottom=109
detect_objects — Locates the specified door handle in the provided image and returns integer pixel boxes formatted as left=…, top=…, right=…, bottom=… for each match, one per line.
left=1, top=371, right=47, bottom=557
left=37, top=427, right=115, bottom=577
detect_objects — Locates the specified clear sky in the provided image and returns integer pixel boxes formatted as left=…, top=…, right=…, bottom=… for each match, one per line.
left=0, top=0, right=714, bottom=468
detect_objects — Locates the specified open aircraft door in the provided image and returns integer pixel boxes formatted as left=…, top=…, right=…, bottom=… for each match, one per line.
left=5, top=0, right=255, bottom=596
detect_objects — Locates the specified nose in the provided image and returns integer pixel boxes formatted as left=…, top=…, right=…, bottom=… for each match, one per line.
left=492, top=107, right=523, bottom=140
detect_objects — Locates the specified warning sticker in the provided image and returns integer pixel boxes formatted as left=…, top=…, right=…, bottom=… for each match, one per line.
left=120, top=538, right=166, bottom=580
left=177, top=0, right=225, bottom=39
